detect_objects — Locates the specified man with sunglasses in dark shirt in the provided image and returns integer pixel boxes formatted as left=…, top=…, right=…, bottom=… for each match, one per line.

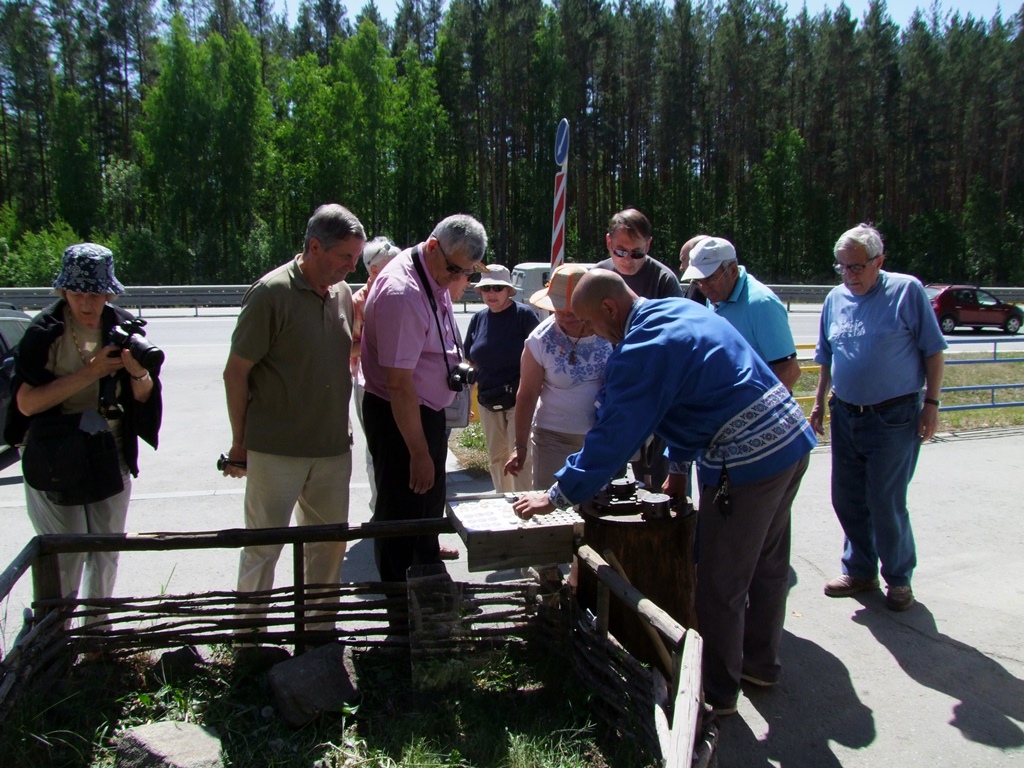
left=595, top=208, right=683, bottom=301
left=595, top=208, right=682, bottom=490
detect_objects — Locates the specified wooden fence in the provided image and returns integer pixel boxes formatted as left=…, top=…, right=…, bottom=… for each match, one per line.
left=0, top=516, right=715, bottom=766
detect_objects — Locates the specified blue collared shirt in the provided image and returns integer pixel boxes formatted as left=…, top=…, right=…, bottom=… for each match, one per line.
left=713, top=266, right=796, bottom=365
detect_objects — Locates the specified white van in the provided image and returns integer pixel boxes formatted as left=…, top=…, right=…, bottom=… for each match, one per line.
left=510, top=262, right=552, bottom=301
left=510, top=261, right=595, bottom=317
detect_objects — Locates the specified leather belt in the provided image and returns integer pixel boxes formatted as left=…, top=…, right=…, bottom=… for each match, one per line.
left=831, top=391, right=918, bottom=414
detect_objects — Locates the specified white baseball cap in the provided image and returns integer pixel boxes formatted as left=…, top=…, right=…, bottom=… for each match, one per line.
left=680, top=237, right=737, bottom=280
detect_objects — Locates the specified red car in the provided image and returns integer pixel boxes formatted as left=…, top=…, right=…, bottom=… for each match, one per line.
left=925, top=284, right=1023, bottom=335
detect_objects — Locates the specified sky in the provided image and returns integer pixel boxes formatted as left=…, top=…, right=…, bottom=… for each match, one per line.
left=275, top=0, right=1016, bottom=30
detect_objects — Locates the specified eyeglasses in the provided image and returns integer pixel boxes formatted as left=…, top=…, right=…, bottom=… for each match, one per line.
left=612, top=248, right=647, bottom=260
left=834, top=256, right=878, bottom=275
left=694, top=264, right=728, bottom=286
left=435, top=239, right=477, bottom=276
left=478, top=285, right=506, bottom=293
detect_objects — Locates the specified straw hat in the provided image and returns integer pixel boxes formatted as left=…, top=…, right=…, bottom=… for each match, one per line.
left=529, top=264, right=589, bottom=311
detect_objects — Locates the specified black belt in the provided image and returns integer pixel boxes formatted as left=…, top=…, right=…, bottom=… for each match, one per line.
left=831, top=391, right=918, bottom=414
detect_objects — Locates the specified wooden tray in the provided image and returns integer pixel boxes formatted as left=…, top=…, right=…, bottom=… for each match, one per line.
left=446, top=493, right=584, bottom=572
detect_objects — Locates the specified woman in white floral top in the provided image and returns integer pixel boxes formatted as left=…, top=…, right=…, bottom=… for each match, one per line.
left=504, top=264, right=612, bottom=489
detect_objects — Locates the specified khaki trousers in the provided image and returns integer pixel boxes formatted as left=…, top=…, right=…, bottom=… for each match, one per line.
left=531, top=427, right=585, bottom=491
left=25, top=472, right=132, bottom=626
left=237, top=450, right=351, bottom=627
left=478, top=406, right=532, bottom=493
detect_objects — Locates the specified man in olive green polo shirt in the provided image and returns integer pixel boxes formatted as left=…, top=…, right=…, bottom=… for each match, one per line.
left=222, top=204, right=365, bottom=617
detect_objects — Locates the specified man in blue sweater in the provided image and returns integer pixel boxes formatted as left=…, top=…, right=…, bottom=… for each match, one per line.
left=513, top=269, right=816, bottom=715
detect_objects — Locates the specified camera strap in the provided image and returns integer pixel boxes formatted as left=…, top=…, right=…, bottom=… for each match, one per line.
left=411, top=246, right=465, bottom=383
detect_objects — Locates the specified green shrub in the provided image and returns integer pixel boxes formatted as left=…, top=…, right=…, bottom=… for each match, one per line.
left=0, top=218, right=82, bottom=287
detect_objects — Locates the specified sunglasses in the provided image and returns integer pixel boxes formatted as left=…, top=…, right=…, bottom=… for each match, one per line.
left=612, top=248, right=648, bottom=260
left=833, top=256, right=878, bottom=275
left=478, top=285, right=506, bottom=293
left=436, top=239, right=478, bottom=276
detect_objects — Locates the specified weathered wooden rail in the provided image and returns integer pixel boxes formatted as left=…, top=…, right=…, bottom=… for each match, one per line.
left=0, top=515, right=715, bottom=766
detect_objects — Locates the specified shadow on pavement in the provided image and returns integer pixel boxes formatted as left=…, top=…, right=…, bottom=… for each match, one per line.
left=852, top=603, right=1024, bottom=748
left=716, top=630, right=875, bottom=767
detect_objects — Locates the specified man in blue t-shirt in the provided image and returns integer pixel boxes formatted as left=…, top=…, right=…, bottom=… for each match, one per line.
left=513, top=269, right=817, bottom=716
left=811, top=224, right=946, bottom=613
left=682, top=236, right=801, bottom=392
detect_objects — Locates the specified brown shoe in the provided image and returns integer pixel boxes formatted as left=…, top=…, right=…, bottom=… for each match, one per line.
left=886, top=585, right=914, bottom=611
left=439, top=545, right=459, bottom=560
left=824, top=574, right=880, bottom=597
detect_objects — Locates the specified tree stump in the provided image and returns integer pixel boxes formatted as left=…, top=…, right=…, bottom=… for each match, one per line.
left=576, top=502, right=697, bottom=669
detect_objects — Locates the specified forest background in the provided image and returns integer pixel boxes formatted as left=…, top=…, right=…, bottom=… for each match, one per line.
left=1, top=0, right=1023, bottom=288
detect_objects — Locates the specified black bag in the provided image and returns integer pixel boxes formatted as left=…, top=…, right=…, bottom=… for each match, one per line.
left=21, top=411, right=124, bottom=506
left=477, top=382, right=517, bottom=412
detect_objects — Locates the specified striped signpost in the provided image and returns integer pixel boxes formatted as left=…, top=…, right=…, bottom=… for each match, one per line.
left=551, top=118, right=570, bottom=269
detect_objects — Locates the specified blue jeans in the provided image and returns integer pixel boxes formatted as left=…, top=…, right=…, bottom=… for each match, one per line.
left=829, top=394, right=920, bottom=587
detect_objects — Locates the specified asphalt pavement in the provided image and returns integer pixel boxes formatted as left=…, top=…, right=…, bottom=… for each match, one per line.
left=0, top=309, right=1021, bottom=766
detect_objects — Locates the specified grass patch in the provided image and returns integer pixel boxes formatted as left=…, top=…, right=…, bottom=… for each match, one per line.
left=0, top=643, right=652, bottom=768
left=795, top=352, right=1024, bottom=444
left=449, top=422, right=490, bottom=476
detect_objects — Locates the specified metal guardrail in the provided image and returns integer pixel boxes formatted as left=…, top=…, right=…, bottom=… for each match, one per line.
left=938, top=338, right=1024, bottom=411
left=795, top=339, right=1024, bottom=414
left=1, top=284, right=1021, bottom=312
left=0, top=285, right=488, bottom=314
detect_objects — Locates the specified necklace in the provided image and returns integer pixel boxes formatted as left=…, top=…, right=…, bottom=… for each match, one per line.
left=562, top=326, right=583, bottom=365
left=67, top=310, right=96, bottom=367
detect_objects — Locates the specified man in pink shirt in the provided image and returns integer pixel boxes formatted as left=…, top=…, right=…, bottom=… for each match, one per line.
left=361, top=214, right=487, bottom=584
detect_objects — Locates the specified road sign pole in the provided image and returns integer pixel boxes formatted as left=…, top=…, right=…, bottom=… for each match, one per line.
left=551, top=118, right=570, bottom=269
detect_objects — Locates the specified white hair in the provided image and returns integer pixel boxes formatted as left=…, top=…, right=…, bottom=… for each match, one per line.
left=835, top=223, right=884, bottom=258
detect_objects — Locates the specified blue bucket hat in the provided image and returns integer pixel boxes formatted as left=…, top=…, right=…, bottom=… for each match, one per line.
left=52, top=243, right=125, bottom=295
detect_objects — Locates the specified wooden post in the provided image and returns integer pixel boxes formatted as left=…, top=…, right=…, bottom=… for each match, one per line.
left=31, top=553, right=62, bottom=605
left=292, top=543, right=305, bottom=655
left=0, top=539, right=41, bottom=603
left=605, top=549, right=674, bottom=676
left=576, top=504, right=696, bottom=667
left=596, top=583, right=610, bottom=638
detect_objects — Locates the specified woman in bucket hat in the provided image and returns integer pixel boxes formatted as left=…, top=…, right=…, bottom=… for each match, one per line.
left=463, top=265, right=540, bottom=493
left=504, top=264, right=613, bottom=489
left=5, top=244, right=163, bottom=627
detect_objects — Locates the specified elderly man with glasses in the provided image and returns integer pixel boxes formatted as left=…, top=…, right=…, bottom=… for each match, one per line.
left=810, top=223, right=946, bottom=612
left=361, top=214, right=486, bottom=590
left=681, top=236, right=801, bottom=392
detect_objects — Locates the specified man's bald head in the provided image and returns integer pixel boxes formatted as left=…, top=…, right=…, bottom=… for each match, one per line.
left=679, top=235, right=710, bottom=272
left=571, top=268, right=637, bottom=345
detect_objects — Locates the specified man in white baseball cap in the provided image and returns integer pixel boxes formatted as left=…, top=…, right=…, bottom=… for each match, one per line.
left=682, top=237, right=800, bottom=391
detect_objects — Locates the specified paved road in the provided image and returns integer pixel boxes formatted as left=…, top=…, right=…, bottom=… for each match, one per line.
left=0, top=308, right=1022, bottom=766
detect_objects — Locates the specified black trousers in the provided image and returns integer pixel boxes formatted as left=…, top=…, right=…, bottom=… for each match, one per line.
left=630, top=433, right=670, bottom=491
left=362, top=390, right=448, bottom=582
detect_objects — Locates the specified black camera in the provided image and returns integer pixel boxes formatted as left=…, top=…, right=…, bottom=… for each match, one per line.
left=217, top=453, right=247, bottom=471
left=448, top=361, right=476, bottom=392
left=109, top=318, right=164, bottom=375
